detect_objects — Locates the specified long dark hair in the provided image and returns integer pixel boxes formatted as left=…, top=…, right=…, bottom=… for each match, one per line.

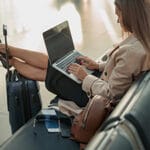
left=115, top=0, right=150, bottom=52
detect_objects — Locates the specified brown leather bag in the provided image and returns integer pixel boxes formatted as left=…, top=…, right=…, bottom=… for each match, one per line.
left=70, top=95, right=116, bottom=144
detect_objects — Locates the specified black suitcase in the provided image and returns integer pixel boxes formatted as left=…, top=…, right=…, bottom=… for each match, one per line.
left=1, top=25, right=42, bottom=133
left=6, top=69, right=42, bottom=133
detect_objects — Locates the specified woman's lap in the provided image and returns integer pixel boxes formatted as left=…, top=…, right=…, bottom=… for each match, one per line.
left=45, top=63, right=89, bottom=107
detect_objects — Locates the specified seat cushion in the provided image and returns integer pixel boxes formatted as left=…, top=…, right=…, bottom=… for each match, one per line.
left=125, top=80, right=150, bottom=149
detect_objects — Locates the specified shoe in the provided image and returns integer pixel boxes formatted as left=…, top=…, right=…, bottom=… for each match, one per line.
left=49, top=96, right=60, bottom=104
left=0, top=54, right=12, bottom=69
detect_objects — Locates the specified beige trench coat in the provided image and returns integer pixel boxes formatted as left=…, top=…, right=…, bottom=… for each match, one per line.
left=82, top=34, right=150, bottom=99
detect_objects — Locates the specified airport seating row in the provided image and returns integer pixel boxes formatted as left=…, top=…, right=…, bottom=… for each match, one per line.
left=86, top=71, right=150, bottom=150
left=1, top=71, right=150, bottom=150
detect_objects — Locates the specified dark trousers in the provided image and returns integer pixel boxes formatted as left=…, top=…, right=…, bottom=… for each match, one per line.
left=45, top=63, right=100, bottom=107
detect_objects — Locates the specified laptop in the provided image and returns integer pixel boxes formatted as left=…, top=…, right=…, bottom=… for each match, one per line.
left=43, top=21, right=93, bottom=84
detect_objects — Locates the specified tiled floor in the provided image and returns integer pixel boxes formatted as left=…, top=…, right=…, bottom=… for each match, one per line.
left=0, top=0, right=121, bottom=145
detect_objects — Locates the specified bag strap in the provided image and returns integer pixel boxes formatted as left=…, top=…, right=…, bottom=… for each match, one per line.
left=82, top=98, right=94, bottom=128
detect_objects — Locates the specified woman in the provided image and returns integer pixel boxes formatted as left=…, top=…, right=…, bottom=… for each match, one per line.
left=0, top=0, right=150, bottom=107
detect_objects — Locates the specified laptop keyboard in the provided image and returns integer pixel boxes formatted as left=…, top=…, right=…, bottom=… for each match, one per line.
left=56, top=51, right=81, bottom=73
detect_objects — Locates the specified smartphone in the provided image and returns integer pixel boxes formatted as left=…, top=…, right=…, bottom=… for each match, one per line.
left=59, top=118, right=71, bottom=137
left=35, top=109, right=58, bottom=121
left=45, top=119, right=60, bottom=132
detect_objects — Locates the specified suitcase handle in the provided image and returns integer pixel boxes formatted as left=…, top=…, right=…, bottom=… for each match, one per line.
left=3, top=24, right=11, bottom=80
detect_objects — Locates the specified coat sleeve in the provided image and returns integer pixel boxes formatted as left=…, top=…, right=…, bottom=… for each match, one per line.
left=82, top=45, right=146, bottom=99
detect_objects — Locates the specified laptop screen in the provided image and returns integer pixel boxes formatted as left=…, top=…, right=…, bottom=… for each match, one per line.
left=43, top=21, right=75, bottom=64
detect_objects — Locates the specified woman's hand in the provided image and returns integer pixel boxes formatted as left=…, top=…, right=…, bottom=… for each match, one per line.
left=67, top=63, right=88, bottom=81
left=76, top=56, right=99, bottom=70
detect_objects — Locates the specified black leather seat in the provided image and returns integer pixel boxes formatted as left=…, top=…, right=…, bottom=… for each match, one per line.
left=124, top=75, right=150, bottom=149
left=86, top=120, right=144, bottom=150
left=97, top=71, right=150, bottom=149
left=100, top=71, right=149, bottom=131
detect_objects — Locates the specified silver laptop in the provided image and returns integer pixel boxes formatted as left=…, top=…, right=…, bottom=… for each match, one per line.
left=43, top=21, right=93, bottom=84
